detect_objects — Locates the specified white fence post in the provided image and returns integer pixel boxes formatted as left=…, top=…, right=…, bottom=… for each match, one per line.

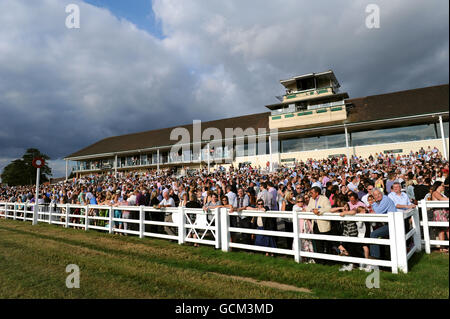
left=178, top=206, right=185, bottom=245
left=85, top=205, right=89, bottom=231
left=65, top=203, right=70, bottom=228
left=49, top=204, right=53, bottom=224
left=4, top=203, right=8, bottom=219
left=214, top=208, right=221, bottom=249
left=13, top=203, right=17, bottom=220
left=139, top=206, right=144, bottom=239
left=394, top=211, right=408, bottom=273
left=292, top=210, right=301, bottom=263
left=220, top=207, right=230, bottom=252
left=109, top=206, right=113, bottom=234
left=420, top=200, right=431, bottom=254
left=387, top=212, right=399, bottom=274
left=24, top=203, right=28, bottom=222
left=411, top=208, right=422, bottom=252
left=32, top=203, right=38, bottom=225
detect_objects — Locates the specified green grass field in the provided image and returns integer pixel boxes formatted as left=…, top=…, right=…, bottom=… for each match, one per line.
left=0, top=219, right=448, bottom=299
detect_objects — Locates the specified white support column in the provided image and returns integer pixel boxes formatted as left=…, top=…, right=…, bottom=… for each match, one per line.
left=269, top=135, right=273, bottom=172
left=157, top=149, right=160, bottom=174
left=345, top=126, right=350, bottom=169
left=114, top=154, right=118, bottom=178
left=65, top=160, right=68, bottom=181
left=439, top=116, right=448, bottom=160
left=207, top=142, right=210, bottom=173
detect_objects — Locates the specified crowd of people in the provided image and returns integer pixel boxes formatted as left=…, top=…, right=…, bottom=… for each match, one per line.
left=1, top=146, right=449, bottom=271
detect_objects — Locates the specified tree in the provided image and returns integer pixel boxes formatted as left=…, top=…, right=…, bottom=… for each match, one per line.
left=0, top=148, right=52, bottom=186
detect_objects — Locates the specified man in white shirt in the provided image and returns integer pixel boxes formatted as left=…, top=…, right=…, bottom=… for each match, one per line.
left=388, top=182, right=416, bottom=211
left=159, top=189, right=176, bottom=236
left=158, top=189, right=175, bottom=208
left=225, top=185, right=237, bottom=206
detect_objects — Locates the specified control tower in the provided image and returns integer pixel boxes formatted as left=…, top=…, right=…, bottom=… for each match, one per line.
left=266, top=70, right=349, bottom=130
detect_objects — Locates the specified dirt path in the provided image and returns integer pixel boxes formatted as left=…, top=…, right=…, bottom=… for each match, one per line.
left=210, top=272, right=312, bottom=294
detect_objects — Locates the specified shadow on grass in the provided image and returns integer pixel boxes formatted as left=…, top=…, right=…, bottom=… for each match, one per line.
left=0, top=222, right=316, bottom=286
left=407, top=251, right=425, bottom=271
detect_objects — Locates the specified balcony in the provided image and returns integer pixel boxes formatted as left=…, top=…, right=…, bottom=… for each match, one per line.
left=269, top=104, right=347, bottom=130
left=73, top=151, right=234, bottom=172
left=282, top=87, right=334, bottom=103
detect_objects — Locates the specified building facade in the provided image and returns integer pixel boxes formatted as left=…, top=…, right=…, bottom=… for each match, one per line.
left=65, top=71, right=449, bottom=178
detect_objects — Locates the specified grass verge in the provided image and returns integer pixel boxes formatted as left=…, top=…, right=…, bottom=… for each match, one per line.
left=0, top=219, right=448, bottom=299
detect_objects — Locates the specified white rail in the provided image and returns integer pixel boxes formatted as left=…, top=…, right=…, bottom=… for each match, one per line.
left=0, top=202, right=422, bottom=274
left=419, top=200, right=449, bottom=254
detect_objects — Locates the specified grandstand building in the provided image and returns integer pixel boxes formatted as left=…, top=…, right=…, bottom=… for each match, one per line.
left=65, top=71, right=449, bottom=178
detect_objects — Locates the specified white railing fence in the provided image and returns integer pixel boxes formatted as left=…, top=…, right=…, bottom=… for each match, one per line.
left=419, top=200, right=449, bottom=254
left=0, top=202, right=426, bottom=274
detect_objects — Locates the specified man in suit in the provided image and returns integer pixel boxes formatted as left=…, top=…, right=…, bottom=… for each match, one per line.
left=306, top=186, right=332, bottom=263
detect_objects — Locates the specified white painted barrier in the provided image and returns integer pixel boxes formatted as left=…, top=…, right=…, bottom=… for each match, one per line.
left=0, top=202, right=422, bottom=274
left=419, top=200, right=449, bottom=254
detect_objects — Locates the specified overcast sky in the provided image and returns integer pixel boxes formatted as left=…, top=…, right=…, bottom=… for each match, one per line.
left=0, top=0, right=448, bottom=178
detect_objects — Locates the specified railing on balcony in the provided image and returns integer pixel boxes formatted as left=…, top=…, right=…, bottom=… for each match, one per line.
left=73, top=151, right=234, bottom=172
left=271, top=102, right=345, bottom=119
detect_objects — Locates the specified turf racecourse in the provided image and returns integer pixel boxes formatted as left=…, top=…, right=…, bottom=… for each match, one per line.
left=0, top=219, right=448, bottom=299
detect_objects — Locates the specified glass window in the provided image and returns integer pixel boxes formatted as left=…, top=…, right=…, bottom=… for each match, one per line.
left=236, top=142, right=245, bottom=157
left=281, top=133, right=346, bottom=153
left=350, top=124, right=437, bottom=147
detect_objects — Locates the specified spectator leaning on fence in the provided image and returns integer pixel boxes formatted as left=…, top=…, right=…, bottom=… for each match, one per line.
left=369, top=188, right=397, bottom=261
left=388, top=182, right=416, bottom=211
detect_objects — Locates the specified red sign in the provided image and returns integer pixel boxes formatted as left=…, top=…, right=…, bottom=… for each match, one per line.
left=32, top=157, right=45, bottom=169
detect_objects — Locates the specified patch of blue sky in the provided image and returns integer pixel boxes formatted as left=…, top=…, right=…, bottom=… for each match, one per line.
left=83, top=0, right=164, bottom=38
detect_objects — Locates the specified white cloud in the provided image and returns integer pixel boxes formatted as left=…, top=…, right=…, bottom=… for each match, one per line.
left=0, top=0, right=448, bottom=176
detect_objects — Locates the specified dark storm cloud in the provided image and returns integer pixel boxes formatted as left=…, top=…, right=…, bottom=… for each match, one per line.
left=0, top=0, right=448, bottom=177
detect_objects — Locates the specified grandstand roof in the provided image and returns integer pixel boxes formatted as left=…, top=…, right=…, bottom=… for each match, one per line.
left=66, top=84, right=449, bottom=159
